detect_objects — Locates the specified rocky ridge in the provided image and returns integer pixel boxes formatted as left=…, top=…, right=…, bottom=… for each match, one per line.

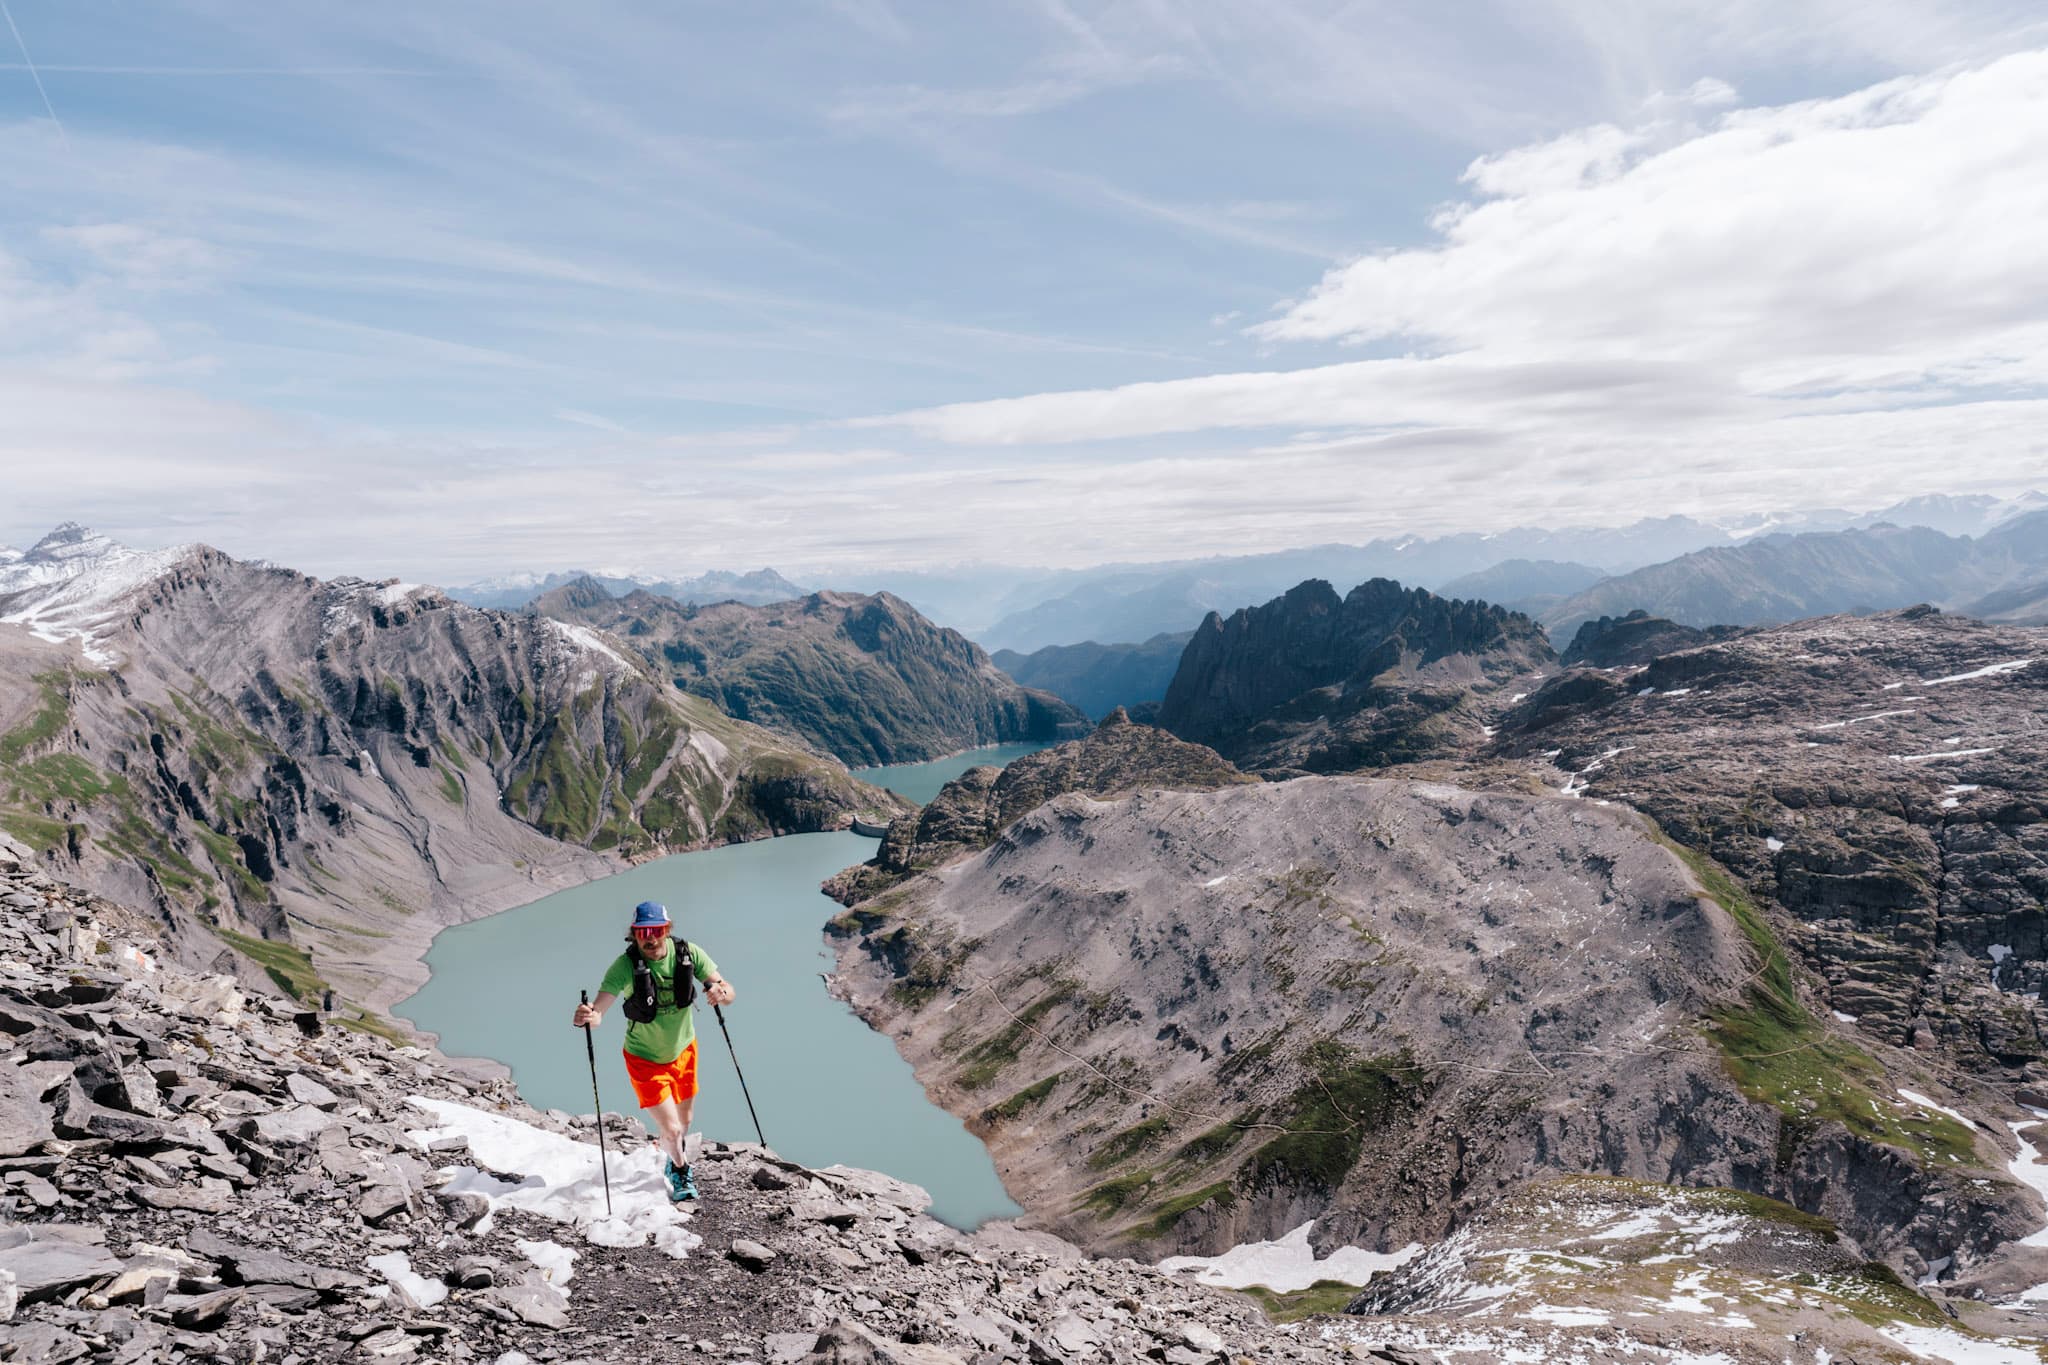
left=1157, top=578, right=1554, bottom=775
left=823, top=710, right=1254, bottom=907
left=1559, top=611, right=1737, bottom=669
left=829, top=773, right=2048, bottom=1282
left=0, top=533, right=905, bottom=1023
left=1500, top=608, right=2048, bottom=1077
left=534, top=582, right=1088, bottom=767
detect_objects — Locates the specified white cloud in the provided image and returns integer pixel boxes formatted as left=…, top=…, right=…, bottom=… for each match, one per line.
left=41, top=223, right=227, bottom=291
left=868, top=48, right=2048, bottom=483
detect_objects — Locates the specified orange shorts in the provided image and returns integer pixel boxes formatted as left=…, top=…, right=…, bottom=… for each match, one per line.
left=623, top=1042, right=698, bottom=1109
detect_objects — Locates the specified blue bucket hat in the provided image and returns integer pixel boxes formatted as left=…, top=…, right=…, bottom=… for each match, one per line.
left=630, top=901, right=670, bottom=929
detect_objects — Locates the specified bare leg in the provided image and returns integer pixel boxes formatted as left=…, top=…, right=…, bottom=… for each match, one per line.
left=645, top=1097, right=696, bottom=1168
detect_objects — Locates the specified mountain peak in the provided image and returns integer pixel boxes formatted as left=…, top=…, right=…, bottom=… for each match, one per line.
left=25, top=522, right=121, bottom=562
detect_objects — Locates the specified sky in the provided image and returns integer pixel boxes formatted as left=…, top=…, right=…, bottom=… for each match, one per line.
left=1, top=0, right=2045, bottom=581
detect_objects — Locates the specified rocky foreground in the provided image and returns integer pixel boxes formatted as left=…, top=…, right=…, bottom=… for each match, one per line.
left=0, top=828, right=1394, bottom=1365
left=12, top=816, right=2048, bottom=1361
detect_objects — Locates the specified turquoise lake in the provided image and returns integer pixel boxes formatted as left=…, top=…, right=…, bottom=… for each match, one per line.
left=398, top=742, right=1047, bottom=1229
left=851, top=742, right=1049, bottom=805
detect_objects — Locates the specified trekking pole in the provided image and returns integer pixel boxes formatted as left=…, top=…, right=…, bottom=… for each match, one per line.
left=712, top=1003, right=766, bottom=1148
left=579, top=990, right=613, bottom=1216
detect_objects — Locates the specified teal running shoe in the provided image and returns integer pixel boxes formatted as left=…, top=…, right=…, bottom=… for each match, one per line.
left=664, top=1158, right=698, bottom=1203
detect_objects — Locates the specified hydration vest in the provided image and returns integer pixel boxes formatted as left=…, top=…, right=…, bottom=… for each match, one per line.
left=621, top=938, right=697, bottom=1024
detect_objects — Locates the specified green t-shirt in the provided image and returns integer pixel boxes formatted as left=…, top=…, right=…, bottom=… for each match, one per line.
left=599, top=939, right=719, bottom=1064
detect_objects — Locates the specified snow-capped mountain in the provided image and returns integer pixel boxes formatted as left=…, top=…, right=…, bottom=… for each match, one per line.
left=0, top=522, right=202, bottom=666
left=1853, top=490, right=2048, bottom=537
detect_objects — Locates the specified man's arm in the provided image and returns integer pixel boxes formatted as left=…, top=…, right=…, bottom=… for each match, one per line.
left=571, top=991, right=617, bottom=1028
left=692, top=944, right=736, bottom=1006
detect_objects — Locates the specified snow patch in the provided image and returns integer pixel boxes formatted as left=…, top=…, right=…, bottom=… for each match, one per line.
left=1157, top=1221, right=1422, bottom=1292
left=2005, top=1121, right=2048, bottom=1247
left=366, top=1252, right=447, bottom=1308
left=1882, top=1324, right=2047, bottom=1363
left=1831, top=1010, right=1858, bottom=1024
left=1894, top=748, right=1999, bottom=763
left=1523, top=1304, right=1610, bottom=1326
left=1765, top=838, right=1784, bottom=852
left=406, top=1097, right=701, bottom=1258
left=0, top=540, right=201, bottom=668
left=1920, top=660, right=2035, bottom=687
left=1896, top=1090, right=1976, bottom=1131
left=516, top=1238, right=577, bottom=1288
left=548, top=619, right=635, bottom=673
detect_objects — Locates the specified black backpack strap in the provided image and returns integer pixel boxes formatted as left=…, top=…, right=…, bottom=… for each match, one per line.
left=674, top=938, right=698, bottom=1010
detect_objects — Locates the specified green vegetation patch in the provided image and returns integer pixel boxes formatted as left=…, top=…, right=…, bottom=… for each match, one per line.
left=169, top=690, right=261, bottom=774
left=192, top=825, right=268, bottom=903
left=1080, top=1168, right=1156, bottom=1215
left=336, top=1010, right=409, bottom=1045
left=0, top=811, right=78, bottom=855
left=436, top=764, right=464, bottom=805
left=1174, top=1112, right=1261, bottom=1166
left=0, top=672, right=74, bottom=763
left=514, top=720, right=607, bottom=839
left=1089, top=1114, right=1174, bottom=1170
left=1240, top=1279, right=1362, bottom=1324
left=215, top=926, right=325, bottom=1003
left=1134, top=1180, right=1237, bottom=1239
left=6, top=753, right=116, bottom=806
left=1663, top=838, right=1978, bottom=1166
left=1247, top=1041, right=1419, bottom=1194
left=983, top=1071, right=1065, bottom=1124
left=98, top=807, right=205, bottom=893
left=954, top=984, right=1074, bottom=1091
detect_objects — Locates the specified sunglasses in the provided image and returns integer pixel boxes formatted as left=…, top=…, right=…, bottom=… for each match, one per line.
left=631, top=925, right=670, bottom=940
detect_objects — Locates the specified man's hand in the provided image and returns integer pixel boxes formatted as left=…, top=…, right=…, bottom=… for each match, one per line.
left=705, top=979, right=736, bottom=1007
left=571, top=1002, right=600, bottom=1028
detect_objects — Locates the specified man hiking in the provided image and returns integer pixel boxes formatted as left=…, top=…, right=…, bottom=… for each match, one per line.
left=569, top=901, right=736, bottom=1202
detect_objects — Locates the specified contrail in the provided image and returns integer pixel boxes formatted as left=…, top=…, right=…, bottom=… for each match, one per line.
left=0, top=0, right=66, bottom=146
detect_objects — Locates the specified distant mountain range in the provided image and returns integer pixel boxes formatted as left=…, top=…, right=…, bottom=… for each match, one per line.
left=948, top=491, right=2045, bottom=652
left=1541, top=511, right=2048, bottom=640
left=416, top=490, right=2047, bottom=657
left=991, top=632, right=1193, bottom=721
left=448, top=566, right=808, bottom=610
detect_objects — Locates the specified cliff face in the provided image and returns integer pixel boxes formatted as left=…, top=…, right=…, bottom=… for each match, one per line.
left=1503, top=607, right=2048, bottom=1078
left=0, top=549, right=904, bottom=1022
left=1156, top=578, right=1555, bottom=774
left=830, top=777, right=2030, bottom=1271
left=534, top=583, right=1089, bottom=766
left=823, top=708, right=1254, bottom=905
